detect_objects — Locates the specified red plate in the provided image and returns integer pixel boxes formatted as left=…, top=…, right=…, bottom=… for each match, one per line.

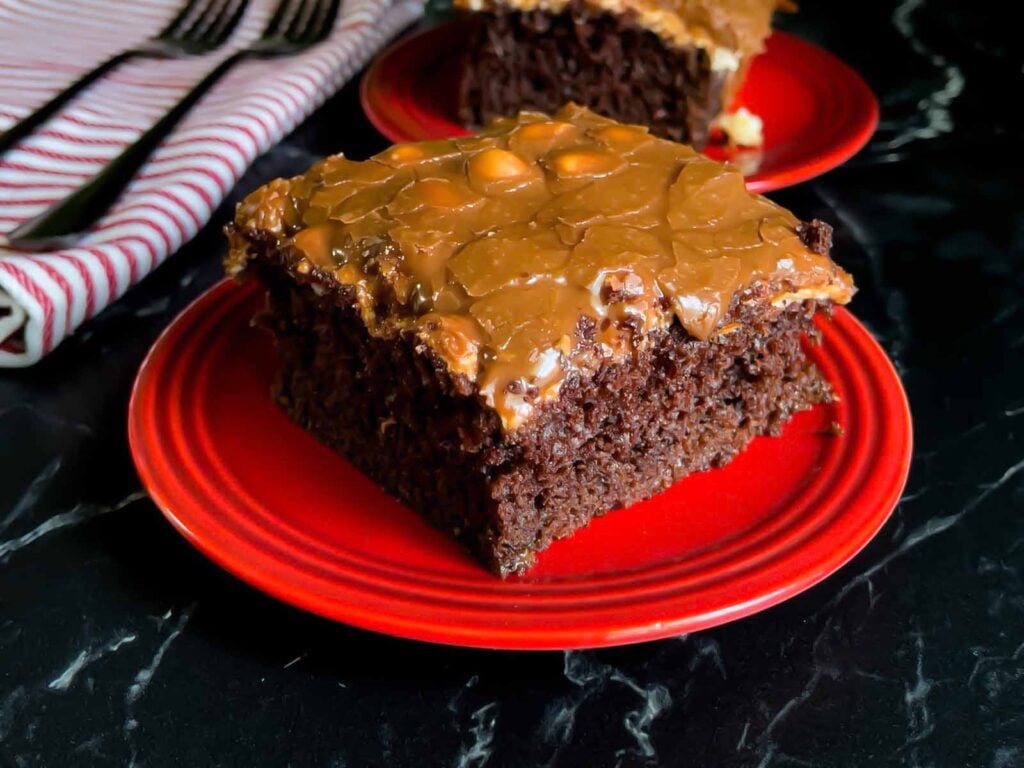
left=360, top=22, right=879, bottom=193
left=130, top=279, right=911, bottom=650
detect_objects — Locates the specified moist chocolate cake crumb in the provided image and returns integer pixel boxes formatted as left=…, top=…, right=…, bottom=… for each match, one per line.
left=457, top=0, right=726, bottom=147
left=797, top=219, right=835, bottom=256
left=254, top=257, right=833, bottom=576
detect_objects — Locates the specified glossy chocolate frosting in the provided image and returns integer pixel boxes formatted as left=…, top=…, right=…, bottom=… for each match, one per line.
left=227, top=104, right=853, bottom=430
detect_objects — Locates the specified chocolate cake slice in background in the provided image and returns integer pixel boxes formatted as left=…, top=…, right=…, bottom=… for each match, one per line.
left=225, top=105, right=854, bottom=577
left=455, top=0, right=780, bottom=148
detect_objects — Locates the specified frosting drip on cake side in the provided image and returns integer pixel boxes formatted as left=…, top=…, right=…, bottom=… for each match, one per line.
left=228, top=105, right=853, bottom=430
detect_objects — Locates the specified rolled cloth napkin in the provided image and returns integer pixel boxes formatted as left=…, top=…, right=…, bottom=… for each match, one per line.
left=0, top=0, right=423, bottom=366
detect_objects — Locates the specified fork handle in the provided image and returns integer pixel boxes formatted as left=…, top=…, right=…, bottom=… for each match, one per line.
left=0, top=51, right=135, bottom=156
left=7, top=52, right=247, bottom=252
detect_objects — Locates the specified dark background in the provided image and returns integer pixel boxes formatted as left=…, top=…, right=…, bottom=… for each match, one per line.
left=3, top=2, right=1023, bottom=766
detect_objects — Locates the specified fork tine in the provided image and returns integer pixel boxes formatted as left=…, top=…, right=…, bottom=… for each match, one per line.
left=286, top=0, right=337, bottom=44
left=172, top=0, right=221, bottom=42
left=207, top=0, right=248, bottom=47
left=305, top=0, right=340, bottom=44
left=262, top=0, right=299, bottom=39
left=282, top=0, right=316, bottom=41
left=182, top=0, right=231, bottom=45
left=158, top=0, right=208, bottom=39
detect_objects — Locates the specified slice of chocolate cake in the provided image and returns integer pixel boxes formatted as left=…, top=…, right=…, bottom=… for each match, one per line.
left=225, top=105, right=854, bottom=577
left=455, top=0, right=781, bottom=148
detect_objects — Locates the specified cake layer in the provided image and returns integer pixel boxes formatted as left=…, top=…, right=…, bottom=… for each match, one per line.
left=454, top=0, right=779, bottom=65
left=457, top=4, right=728, bottom=147
left=455, top=0, right=780, bottom=127
left=252, top=254, right=831, bottom=575
left=226, top=105, right=853, bottom=432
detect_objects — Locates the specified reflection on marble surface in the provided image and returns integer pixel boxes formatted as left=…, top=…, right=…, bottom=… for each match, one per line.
left=877, top=0, right=965, bottom=158
left=3, top=0, right=1024, bottom=765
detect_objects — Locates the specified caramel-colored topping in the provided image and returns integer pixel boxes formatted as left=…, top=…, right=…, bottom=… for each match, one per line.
left=468, top=148, right=532, bottom=182
left=548, top=149, right=624, bottom=178
left=229, top=104, right=853, bottom=431
left=382, top=144, right=426, bottom=165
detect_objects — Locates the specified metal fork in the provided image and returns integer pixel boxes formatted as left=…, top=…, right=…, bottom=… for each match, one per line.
left=8, top=0, right=341, bottom=252
left=0, top=0, right=248, bottom=156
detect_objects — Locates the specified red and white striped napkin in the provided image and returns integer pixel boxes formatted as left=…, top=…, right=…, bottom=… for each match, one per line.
left=0, top=0, right=423, bottom=366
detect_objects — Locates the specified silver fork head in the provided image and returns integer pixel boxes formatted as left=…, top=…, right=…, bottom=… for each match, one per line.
left=255, top=0, right=340, bottom=52
left=153, top=0, right=209, bottom=40
left=290, top=0, right=341, bottom=45
left=145, top=0, right=249, bottom=55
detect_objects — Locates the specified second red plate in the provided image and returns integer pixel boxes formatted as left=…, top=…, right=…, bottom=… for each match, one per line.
left=130, top=279, right=911, bottom=650
left=360, top=23, right=878, bottom=193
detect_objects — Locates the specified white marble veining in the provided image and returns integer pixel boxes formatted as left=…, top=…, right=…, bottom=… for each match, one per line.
left=0, top=491, right=148, bottom=561
left=453, top=703, right=499, bottom=768
left=541, top=651, right=674, bottom=766
left=124, top=605, right=196, bottom=767
left=0, top=456, right=63, bottom=535
left=902, top=632, right=936, bottom=757
left=743, top=620, right=841, bottom=768
left=614, top=678, right=671, bottom=765
left=48, top=632, right=138, bottom=692
left=881, top=0, right=966, bottom=154
left=828, top=458, right=1024, bottom=612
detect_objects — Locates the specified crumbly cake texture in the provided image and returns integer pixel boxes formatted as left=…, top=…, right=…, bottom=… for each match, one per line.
left=225, top=105, right=854, bottom=576
left=456, top=0, right=780, bottom=146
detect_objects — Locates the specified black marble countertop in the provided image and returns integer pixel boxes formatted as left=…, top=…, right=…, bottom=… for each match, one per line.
left=3, top=2, right=1022, bottom=766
